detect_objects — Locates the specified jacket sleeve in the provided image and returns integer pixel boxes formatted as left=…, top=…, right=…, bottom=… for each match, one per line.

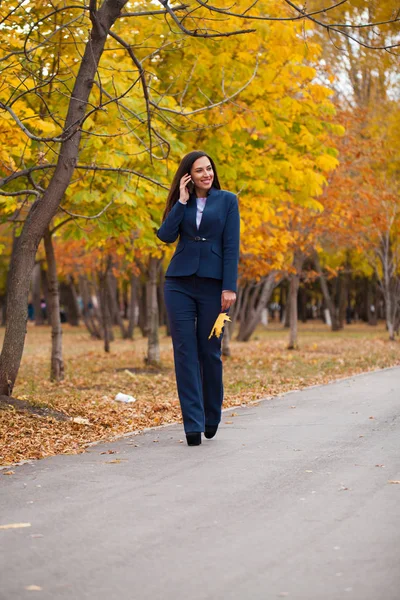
left=156, top=201, right=186, bottom=243
left=222, top=195, right=240, bottom=292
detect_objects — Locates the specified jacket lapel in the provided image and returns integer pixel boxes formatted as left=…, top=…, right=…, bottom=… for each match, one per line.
left=198, top=187, right=217, bottom=233
left=186, top=193, right=198, bottom=233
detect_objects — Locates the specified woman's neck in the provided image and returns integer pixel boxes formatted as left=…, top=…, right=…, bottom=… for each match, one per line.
left=194, top=187, right=209, bottom=198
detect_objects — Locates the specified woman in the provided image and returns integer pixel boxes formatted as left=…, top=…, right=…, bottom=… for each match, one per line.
left=157, top=150, right=240, bottom=446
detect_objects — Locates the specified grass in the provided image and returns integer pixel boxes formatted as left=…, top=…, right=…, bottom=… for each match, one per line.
left=0, top=320, right=399, bottom=467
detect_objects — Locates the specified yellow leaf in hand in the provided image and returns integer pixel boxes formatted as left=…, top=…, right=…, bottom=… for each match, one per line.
left=208, top=313, right=231, bottom=340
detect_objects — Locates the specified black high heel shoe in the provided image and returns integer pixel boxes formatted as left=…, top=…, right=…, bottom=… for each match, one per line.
left=186, top=432, right=201, bottom=446
left=204, top=425, right=218, bottom=439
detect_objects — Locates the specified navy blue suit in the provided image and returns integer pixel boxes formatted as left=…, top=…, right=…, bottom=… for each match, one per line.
left=157, top=187, right=240, bottom=433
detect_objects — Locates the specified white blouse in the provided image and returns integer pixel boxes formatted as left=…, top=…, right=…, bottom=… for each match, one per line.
left=196, top=197, right=207, bottom=229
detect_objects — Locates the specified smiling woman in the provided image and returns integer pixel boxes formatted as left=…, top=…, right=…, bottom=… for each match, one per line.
left=157, top=150, right=240, bottom=446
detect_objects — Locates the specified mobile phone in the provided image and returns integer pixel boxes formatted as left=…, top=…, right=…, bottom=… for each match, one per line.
left=187, top=175, right=194, bottom=194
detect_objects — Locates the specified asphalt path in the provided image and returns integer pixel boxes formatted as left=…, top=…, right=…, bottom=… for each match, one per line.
left=1, top=367, right=399, bottom=600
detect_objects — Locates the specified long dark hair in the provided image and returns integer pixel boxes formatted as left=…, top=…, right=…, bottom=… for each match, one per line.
left=162, top=151, right=221, bottom=221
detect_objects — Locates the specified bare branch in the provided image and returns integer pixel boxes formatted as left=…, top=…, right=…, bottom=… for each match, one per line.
left=120, top=5, right=189, bottom=17
left=0, top=163, right=168, bottom=191
left=158, top=0, right=256, bottom=37
left=27, top=171, right=45, bottom=193
left=59, top=199, right=114, bottom=220
left=0, top=0, right=26, bottom=26
left=328, top=17, right=400, bottom=29
left=74, top=166, right=169, bottom=189
left=195, top=0, right=348, bottom=22
left=50, top=217, right=75, bottom=235
left=0, top=102, right=80, bottom=143
left=0, top=189, right=40, bottom=198
left=91, top=81, right=167, bottom=158
left=107, top=30, right=153, bottom=160
left=150, top=58, right=258, bottom=116
left=283, top=0, right=400, bottom=50
left=0, top=164, right=56, bottom=188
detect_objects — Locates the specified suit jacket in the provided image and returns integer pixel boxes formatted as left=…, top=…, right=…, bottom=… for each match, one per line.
left=157, top=187, right=240, bottom=292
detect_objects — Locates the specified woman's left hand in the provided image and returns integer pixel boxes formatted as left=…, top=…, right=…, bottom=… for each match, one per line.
left=221, top=290, right=236, bottom=312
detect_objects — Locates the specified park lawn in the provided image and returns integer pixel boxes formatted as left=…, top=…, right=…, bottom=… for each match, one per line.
left=1, top=321, right=399, bottom=467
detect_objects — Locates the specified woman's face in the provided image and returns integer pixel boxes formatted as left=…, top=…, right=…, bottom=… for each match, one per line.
left=190, top=156, right=214, bottom=194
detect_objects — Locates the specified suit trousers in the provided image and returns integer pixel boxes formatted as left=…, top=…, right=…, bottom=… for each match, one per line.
left=164, top=275, right=224, bottom=433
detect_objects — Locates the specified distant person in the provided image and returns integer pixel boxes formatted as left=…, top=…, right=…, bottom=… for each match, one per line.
left=60, top=305, right=67, bottom=323
left=28, top=302, right=34, bottom=321
left=40, top=298, right=47, bottom=321
left=157, top=151, right=240, bottom=446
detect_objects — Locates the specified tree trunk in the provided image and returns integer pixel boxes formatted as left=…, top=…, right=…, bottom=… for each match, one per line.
left=32, top=262, right=44, bottom=326
left=230, top=286, right=243, bottom=333
left=43, top=229, right=64, bottom=381
left=138, top=282, right=148, bottom=337
left=222, top=318, right=231, bottom=357
left=314, top=253, right=341, bottom=331
left=236, top=273, right=281, bottom=342
left=287, top=254, right=303, bottom=350
left=386, top=295, right=395, bottom=340
left=0, top=0, right=129, bottom=395
left=78, top=275, right=102, bottom=339
left=336, top=274, right=346, bottom=329
left=146, top=257, right=161, bottom=365
left=284, top=282, right=291, bottom=328
left=236, top=283, right=251, bottom=334
left=99, top=260, right=112, bottom=353
left=278, top=284, right=285, bottom=323
left=41, top=265, right=51, bottom=324
left=383, top=278, right=399, bottom=341
left=158, top=266, right=167, bottom=327
left=67, top=276, right=81, bottom=326
left=2, top=230, right=18, bottom=327
left=127, top=273, right=138, bottom=340
left=0, top=296, right=6, bottom=327
left=299, top=285, right=307, bottom=323
left=375, top=236, right=399, bottom=341
left=92, top=276, right=114, bottom=342
left=107, top=269, right=128, bottom=338
left=367, top=276, right=378, bottom=326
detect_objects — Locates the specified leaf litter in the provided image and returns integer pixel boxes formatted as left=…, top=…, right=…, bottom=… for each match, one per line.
left=0, top=322, right=399, bottom=466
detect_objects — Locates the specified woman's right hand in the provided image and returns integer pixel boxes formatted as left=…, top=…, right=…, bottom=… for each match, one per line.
left=179, top=174, right=192, bottom=204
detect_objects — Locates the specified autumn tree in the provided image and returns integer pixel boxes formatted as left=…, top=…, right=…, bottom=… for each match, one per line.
left=1, top=0, right=399, bottom=397
left=311, top=0, right=400, bottom=339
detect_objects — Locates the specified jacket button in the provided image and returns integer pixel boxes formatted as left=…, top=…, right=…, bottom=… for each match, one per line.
left=194, top=236, right=201, bottom=241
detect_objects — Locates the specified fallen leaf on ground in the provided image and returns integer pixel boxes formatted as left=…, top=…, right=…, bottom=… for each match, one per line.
left=388, top=480, right=400, bottom=484
left=124, top=370, right=136, bottom=378
left=72, top=416, right=91, bottom=425
left=0, top=523, right=31, bottom=530
left=2, top=323, right=399, bottom=467
left=25, top=585, right=42, bottom=591
left=3, top=470, right=14, bottom=475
